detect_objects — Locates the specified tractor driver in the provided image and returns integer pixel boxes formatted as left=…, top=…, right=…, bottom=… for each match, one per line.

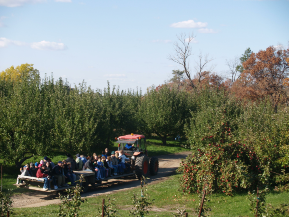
left=125, top=143, right=134, bottom=150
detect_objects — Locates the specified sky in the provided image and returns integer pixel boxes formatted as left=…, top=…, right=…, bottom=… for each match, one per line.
left=0, top=0, right=288, bottom=92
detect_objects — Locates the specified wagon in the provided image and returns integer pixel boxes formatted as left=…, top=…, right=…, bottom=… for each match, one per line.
left=14, top=134, right=159, bottom=193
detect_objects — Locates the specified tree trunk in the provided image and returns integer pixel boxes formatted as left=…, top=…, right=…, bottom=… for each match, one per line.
left=15, top=155, right=33, bottom=168
left=161, top=135, right=167, bottom=146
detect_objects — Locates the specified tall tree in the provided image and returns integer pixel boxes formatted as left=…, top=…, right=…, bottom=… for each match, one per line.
left=139, top=85, right=191, bottom=145
left=232, top=46, right=289, bottom=112
left=236, top=48, right=253, bottom=73
left=0, top=63, right=40, bottom=82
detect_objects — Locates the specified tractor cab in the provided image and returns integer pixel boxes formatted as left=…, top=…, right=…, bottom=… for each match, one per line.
left=115, top=133, right=158, bottom=179
left=116, top=134, right=147, bottom=157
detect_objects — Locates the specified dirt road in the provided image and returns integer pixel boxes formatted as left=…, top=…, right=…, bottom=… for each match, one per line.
left=12, top=151, right=190, bottom=208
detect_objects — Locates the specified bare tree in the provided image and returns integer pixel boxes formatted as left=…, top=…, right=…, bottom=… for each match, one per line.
left=168, top=33, right=196, bottom=88
left=194, top=52, right=215, bottom=84
left=226, top=57, right=241, bottom=83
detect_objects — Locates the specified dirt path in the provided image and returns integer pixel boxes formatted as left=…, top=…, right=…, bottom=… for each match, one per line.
left=12, top=151, right=190, bottom=208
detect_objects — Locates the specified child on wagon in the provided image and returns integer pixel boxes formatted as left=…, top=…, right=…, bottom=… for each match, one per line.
left=20, top=164, right=31, bottom=176
left=119, top=150, right=131, bottom=173
left=106, top=156, right=114, bottom=176
left=115, top=152, right=123, bottom=174
left=93, top=155, right=101, bottom=180
left=97, top=155, right=106, bottom=179
left=101, top=156, right=110, bottom=177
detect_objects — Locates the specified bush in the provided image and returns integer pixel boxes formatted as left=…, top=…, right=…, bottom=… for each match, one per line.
left=182, top=90, right=289, bottom=195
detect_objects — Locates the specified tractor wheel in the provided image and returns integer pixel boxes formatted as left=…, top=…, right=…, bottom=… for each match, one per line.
left=135, top=155, right=149, bottom=179
left=149, top=157, right=159, bottom=175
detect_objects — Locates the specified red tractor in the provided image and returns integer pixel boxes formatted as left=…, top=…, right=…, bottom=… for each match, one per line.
left=116, top=134, right=159, bottom=179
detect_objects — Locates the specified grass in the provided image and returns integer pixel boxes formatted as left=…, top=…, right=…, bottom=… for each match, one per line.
left=11, top=173, right=289, bottom=216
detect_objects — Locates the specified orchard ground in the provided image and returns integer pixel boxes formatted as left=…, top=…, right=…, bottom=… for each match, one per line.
left=2, top=138, right=289, bottom=216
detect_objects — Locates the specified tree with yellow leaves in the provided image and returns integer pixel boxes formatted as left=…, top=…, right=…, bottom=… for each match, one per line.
left=0, top=63, right=39, bottom=82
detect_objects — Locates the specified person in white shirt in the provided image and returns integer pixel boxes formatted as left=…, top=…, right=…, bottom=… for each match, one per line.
left=118, top=150, right=131, bottom=173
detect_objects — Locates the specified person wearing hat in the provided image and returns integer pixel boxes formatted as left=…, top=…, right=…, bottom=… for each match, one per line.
left=52, top=161, right=68, bottom=189
left=44, top=156, right=55, bottom=167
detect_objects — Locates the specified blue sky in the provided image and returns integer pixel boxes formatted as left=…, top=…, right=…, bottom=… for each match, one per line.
left=0, top=0, right=288, bottom=92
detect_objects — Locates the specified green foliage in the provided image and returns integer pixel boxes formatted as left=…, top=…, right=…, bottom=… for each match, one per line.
left=0, top=65, right=141, bottom=167
left=248, top=187, right=269, bottom=217
left=129, top=176, right=154, bottom=217
left=58, top=183, right=86, bottom=217
left=139, top=85, right=193, bottom=145
left=183, top=89, right=289, bottom=196
left=275, top=169, right=289, bottom=192
left=236, top=48, right=252, bottom=73
left=248, top=187, right=289, bottom=217
left=0, top=189, right=13, bottom=215
left=96, top=196, right=118, bottom=217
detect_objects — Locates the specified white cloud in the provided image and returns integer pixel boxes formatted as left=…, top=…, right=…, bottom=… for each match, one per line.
left=198, top=28, right=216, bottom=33
left=31, top=41, right=67, bottom=50
left=0, top=37, right=25, bottom=47
left=152, top=39, right=172, bottom=43
left=55, top=0, right=71, bottom=2
left=185, top=37, right=198, bottom=43
left=0, top=38, right=67, bottom=51
left=0, top=0, right=45, bottom=7
left=170, top=20, right=207, bottom=28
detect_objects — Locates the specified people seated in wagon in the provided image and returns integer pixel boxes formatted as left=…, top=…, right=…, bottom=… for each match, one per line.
left=20, top=165, right=30, bottom=176
left=110, top=152, right=119, bottom=175
left=65, top=162, right=76, bottom=185
left=29, top=163, right=37, bottom=177
left=75, top=154, right=83, bottom=171
left=105, top=148, right=111, bottom=157
left=43, top=156, right=55, bottom=167
left=93, top=156, right=101, bottom=180
left=52, top=161, right=67, bottom=189
left=101, top=156, right=109, bottom=177
left=97, top=155, right=106, bottom=179
left=119, top=150, right=131, bottom=173
left=106, top=156, right=114, bottom=176
left=65, top=153, right=77, bottom=170
left=36, top=164, right=51, bottom=191
left=115, top=152, right=123, bottom=174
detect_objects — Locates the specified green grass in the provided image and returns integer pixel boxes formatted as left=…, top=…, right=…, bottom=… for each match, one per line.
left=11, top=173, right=289, bottom=216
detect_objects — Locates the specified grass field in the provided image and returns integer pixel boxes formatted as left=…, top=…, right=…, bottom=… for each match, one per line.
left=11, top=173, right=289, bottom=216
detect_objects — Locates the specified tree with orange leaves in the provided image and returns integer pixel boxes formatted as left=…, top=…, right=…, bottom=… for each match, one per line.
left=232, top=46, right=289, bottom=112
